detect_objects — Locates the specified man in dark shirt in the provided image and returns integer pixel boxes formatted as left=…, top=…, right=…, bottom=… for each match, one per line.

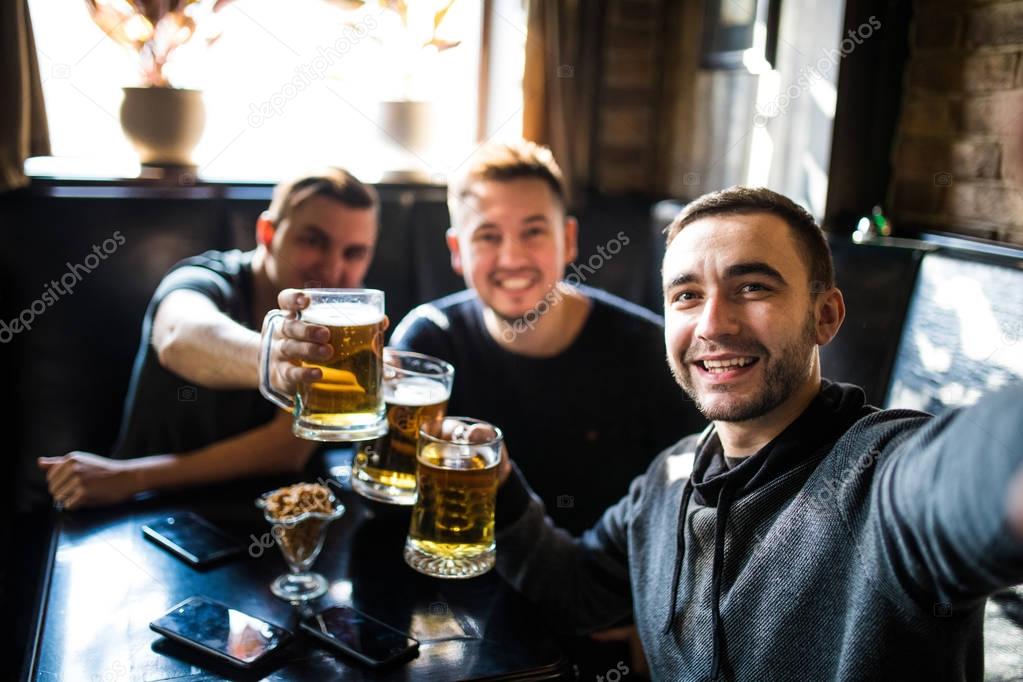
left=388, top=140, right=702, bottom=533
left=488, top=186, right=1023, bottom=680
left=271, top=141, right=703, bottom=677
left=37, top=168, right=378, bottom=509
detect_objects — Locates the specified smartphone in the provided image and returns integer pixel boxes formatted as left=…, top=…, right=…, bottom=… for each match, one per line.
left=300, top=605, right=419, bottom=668
left=142, top=513, right=245, bottom=568
left=150, top=596, right=292, bottom=669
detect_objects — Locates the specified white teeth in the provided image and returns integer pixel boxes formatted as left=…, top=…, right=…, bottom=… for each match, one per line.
left=498, top=277, right=532, bottom=291
left=702, top=357, right=755, bottom=371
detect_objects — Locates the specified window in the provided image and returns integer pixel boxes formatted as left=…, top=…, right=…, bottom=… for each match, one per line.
left=744, top=0, right=846, bottom=219
left=28, top=0, right=525, bottom=182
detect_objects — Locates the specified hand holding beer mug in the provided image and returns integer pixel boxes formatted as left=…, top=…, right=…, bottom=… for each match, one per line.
left=352, top=349, right=455, bottom=505
left=260, top=289, right=387, bottom=441
left=404, top=417, right=502, bottom=579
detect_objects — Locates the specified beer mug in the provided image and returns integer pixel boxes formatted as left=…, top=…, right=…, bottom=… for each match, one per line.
left=352, top=349, right=455, bottom=505
left=260, top=289, right=387, bottom=441
left=404, top=417, right=502, bottom=579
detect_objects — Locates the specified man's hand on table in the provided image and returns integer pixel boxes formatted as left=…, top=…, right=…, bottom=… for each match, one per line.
left=37, top=452, right=142, bottom=510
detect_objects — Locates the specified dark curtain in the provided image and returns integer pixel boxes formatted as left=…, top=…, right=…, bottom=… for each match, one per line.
left=522, top=0, right=601, bottom=208
left=1, top=0, right=50, bottom=191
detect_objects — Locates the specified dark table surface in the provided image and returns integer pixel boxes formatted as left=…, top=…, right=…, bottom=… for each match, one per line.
left=25, top=451, right=569, bottom=681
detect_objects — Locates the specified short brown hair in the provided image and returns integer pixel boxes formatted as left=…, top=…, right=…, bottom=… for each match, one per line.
left=665, top=186, right=835, bottom=292
left=267, top=168, right=378, bottom=227
left=449, top=140, right=566, bottom=217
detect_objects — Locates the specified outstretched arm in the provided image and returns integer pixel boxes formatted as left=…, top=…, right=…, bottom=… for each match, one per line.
left=494, top=458, right=640, bottom=636
left=874, top=382, right=1023, bottom=605
left=151, top=289, right=262, bottom=389
left=38, top=410, right=318, bottom=510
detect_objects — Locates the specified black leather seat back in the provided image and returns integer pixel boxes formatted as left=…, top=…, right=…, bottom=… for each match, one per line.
left=820, top=236, right=925, bottom=406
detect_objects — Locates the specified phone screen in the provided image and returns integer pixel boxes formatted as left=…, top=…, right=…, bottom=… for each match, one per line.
left=142, top=513, right=244, bottom=566
left=151, top=597, right=290, bottom=666
left=303, top=606, right=418, bottom=664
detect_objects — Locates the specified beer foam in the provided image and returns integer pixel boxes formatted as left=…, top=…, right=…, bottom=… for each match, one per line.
left=385, top=376, right=450, bottom=406
left=302, top=302, right=384, bottom=327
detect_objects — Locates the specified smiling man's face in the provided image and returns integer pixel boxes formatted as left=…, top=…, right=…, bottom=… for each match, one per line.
left=447, top=178, right=577, bottom=323
left=267, top=195, right=377, bottom=291
left=662, top=212, right=822, bottom=422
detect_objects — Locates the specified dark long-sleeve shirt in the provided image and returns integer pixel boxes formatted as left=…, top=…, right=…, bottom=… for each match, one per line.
left=495, top=380, right=1023, bottom=680
left=391, top=285, right=705, bottom=534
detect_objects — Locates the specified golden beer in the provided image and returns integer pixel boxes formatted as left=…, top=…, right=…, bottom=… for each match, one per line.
left=404, top=418, right=502, bottom=578
left=352, top=350, right=454, bottom=505
left=353, top=379, right=449, bottom=503
left=260, top=289, right=388, bottom=441
left=298, top=305, right=384, bottom=427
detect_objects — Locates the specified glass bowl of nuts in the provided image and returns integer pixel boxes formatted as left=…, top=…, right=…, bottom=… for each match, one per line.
left=255, top=482, right=345, bottom=602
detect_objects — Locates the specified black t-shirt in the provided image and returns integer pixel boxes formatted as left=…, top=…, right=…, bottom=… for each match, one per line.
left=112, top=249, right=275, bottom=457
left=390, top=286, right=705, bottom=534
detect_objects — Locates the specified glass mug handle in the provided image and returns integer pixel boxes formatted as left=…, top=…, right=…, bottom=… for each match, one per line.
left=259, top=309, right=295, bottom=411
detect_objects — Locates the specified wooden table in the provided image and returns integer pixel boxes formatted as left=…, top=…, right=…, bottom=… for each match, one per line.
left=24, top=451, right=569, bottom=681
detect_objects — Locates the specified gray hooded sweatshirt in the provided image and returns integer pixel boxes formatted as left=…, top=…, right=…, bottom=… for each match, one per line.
left=494, top=380, right=1023, bottom=680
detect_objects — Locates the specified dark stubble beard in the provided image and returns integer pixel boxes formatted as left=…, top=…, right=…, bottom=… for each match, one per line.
left=672, top=310, right=818, bottom=422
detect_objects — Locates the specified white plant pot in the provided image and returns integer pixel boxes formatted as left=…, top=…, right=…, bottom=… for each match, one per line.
left=120, top=87, right=206, bottom=168
left=378, top=100, right=436, bottom=182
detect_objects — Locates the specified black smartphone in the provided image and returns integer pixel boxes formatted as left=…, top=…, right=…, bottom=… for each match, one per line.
left=150, top=596, right=291, bottom=669
left=300, top=605, right=419, bottom=668
left=142, top=512, right=245, bottom=568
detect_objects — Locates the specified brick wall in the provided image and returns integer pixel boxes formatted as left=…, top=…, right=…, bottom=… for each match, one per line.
left=593, top=0, right=667, bottom=194
left=891, top=1, right=1023, bottom=246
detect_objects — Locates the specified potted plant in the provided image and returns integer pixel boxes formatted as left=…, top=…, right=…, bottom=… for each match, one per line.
left=85, top=0, right=234, bottom=168
left=343, top=0, right=461, bottom=180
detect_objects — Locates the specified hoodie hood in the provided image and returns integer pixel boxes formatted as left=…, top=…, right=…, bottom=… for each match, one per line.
left=663, top=379, right=876, bottom=680
left=690, top=379, right=873, bottom=505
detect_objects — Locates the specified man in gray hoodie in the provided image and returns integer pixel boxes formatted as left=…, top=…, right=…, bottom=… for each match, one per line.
left=492, top=186, right=1023, bottom=680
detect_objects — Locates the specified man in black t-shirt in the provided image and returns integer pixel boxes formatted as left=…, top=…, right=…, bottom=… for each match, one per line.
left=269, top=141, right=703, bottom=677
left=389, top=283, right=693, bottom=533
left=37, top=168, right=379, bottom=510
left=388, top=141, right=702, bottom=532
